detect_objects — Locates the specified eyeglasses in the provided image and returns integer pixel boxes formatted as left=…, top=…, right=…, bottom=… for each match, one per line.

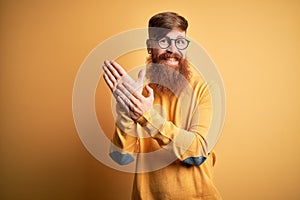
left=153, top=36, right=190, bottom=50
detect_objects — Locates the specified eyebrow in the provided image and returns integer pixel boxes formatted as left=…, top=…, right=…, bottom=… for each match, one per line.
left=164, top=35, right=186, bottom=39
left=176, top=35, right=186, bottom=39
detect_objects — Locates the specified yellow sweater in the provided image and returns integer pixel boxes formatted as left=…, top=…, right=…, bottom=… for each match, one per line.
left=110, top=75, right=222, bottom=200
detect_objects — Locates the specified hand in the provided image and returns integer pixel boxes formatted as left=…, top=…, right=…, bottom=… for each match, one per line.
left=102, top=60, right=138, bottom=93
left=103, top=60, right=154, bottom=120
left=116, top=79, right=154, bottom=120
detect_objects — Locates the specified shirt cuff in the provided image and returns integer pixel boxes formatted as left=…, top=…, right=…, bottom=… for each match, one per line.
left=136, top=108, right=166, bottom=136
left=116, top=113, right=136, bottom=134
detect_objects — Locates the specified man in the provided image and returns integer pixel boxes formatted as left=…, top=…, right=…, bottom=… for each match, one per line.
left=103, top=12, right=222, bottom=200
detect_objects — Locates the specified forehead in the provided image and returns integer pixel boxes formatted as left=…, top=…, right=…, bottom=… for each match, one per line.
left=165, top=29, right=186, bottom=38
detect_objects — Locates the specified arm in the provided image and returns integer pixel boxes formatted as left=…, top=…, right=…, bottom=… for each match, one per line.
left=109, top=103, right=138, bottom=165
left=103, top=60, right=211, bottom=166
left=102, top=60, right=145, bottom=165
left=136, top=81, right=212, bottom=166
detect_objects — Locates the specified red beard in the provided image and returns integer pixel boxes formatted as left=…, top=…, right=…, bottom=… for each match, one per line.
left=146, top=52, right=192, bottom=96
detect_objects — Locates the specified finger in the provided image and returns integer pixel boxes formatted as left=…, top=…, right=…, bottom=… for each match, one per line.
left=103, top=65, right=118, bottom=86
left=120, top=74, right=135, bottom=86
left=103, top=73, right=115, bottom=92
left=110, top=61, right=137, bottom=86
left=117, top=83, right=140, bottom=107
left=115, top=95, right=130, bottom=115
left=117, top=83, right=132, bottom=99
left=137, top=69, right=146, bottom=84
left=114, top=88, right=132, bottom=111
left=104, top=60, right=122, bottom=80
left=105, top=60, right=136, bottom=87
left=122, top=81, right=143, bottom=100
left=145, top=85, right=154, bottom=97
left=129, top=111, right=140, bottom=121
left=110, top=60, right=127, bottom=76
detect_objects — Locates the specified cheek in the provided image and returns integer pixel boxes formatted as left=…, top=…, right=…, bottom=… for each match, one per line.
left=179, top=50, right=186, bottom=58
left=152, top=48, right=166, bottom=59
left=156, top=48, right=165, bottom=55
left=151, top=49, right=163, bottom=62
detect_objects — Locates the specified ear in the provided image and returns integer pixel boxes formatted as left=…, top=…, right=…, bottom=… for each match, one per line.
left=146, top=39, right=152, bottom=54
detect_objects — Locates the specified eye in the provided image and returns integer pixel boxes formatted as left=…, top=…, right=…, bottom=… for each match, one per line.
left=159, top=38, right=168, bottom=44
left=176, top=38, right=186, bottom=45
left=158, top=37, right=170, bottom=48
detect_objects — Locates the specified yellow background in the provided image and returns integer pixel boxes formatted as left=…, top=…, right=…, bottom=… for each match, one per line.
left=1, top=0, right=300, bottom=199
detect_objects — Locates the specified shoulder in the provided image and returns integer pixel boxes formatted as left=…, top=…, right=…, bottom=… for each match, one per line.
left=183, top=75, right=213, bottom=105
left=189, top=75, right=208, bottom=92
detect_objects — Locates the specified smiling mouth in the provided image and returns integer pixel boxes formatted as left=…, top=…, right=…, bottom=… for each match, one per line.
left=163, top=57, right=179, bottom=65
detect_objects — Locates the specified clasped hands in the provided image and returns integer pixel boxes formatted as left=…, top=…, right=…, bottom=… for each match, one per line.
left=103, top=60, right=154, bottom=121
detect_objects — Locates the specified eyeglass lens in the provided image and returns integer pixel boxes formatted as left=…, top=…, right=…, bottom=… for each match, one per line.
left=158, top=37, right=189, bottom=50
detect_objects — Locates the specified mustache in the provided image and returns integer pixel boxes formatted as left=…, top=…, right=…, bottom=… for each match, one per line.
left=158, top=52, right=182, bottom=61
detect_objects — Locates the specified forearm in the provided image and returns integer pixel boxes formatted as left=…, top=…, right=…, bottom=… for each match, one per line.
left=136, top=107, right=211, bottom=165
left=110, top=104, right=139, bottom=165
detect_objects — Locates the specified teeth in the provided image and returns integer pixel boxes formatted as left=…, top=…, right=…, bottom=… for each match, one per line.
left=162, top=57, right=178, bottom=66
left=167, top=58, right=177, bottom=62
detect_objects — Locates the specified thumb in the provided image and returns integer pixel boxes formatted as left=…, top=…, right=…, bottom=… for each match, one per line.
left=145, top=85, right=154, bottom=97
left=137, top=69, right=146, bottom=84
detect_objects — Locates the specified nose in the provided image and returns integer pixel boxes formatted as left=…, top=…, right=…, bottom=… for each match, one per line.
left=166, top=40, right=177, bottom=53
